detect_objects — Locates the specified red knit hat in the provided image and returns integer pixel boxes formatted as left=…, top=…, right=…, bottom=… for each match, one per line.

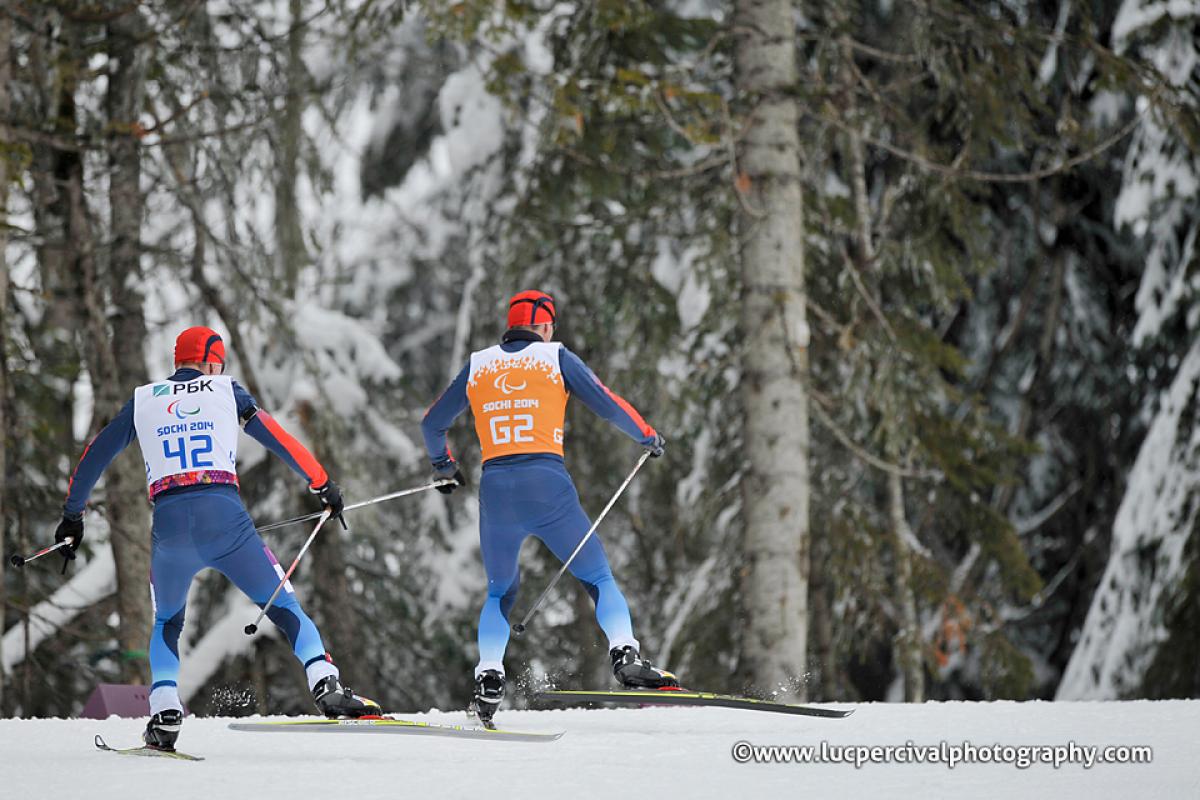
left=174, top=326, right=226, bottom=368
left=507, top=290, right=556, bottom=328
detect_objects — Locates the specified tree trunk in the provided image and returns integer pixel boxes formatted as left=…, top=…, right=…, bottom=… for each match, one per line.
left=272, top=2, right=360, bottom=682
left=23, top=4, right=81, bottom=713
left=308, top=519, right=362, bottom=683
left=839, top=45, right=924, bottom=702
left=734, top=0, right=809, bottom=700
left=889, top=472, right=924, bottom=701
left=98, top=6, right=153, bottom=684
left=299, top=404, right=364, bottom=683
left=808, top=528, right=837, bottom=701
left=275, top=0, right=309, bottom=291
left=0, top=7, right=11, bottom=713
left=29, top=14, right=83, bottom=462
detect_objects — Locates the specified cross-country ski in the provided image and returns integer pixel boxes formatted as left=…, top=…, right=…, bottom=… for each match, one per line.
left=535, top=689, right=854, bottom=718
left=94, top=735, right=205, bottom=762
left=227, top=716, right=563, bottom=743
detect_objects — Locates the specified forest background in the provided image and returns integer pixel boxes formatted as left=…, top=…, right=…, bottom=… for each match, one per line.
left=1, top=0, right=1198, bottom=718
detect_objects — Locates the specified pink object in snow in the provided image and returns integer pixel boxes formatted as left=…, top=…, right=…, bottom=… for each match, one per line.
left=79, top=684, right=187, bottom=719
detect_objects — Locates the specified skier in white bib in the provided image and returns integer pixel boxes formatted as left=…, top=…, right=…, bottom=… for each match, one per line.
left=53, top=326, right=379, bottom=751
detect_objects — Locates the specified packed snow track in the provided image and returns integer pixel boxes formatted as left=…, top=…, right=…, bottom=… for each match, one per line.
left=4, top=700, right=1196, bottom=799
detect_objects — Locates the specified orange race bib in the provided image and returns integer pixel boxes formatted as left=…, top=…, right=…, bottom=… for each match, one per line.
left=466, top=343, right=568, bottom=462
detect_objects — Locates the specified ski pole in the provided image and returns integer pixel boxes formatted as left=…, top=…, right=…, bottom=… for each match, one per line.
left=9, top=538, right=75, bottom=569
left=257, top=480, right=454, bottom=533
left=244, top=509, right=332, bottom=636
left=512, top=451, right=652, bottom=636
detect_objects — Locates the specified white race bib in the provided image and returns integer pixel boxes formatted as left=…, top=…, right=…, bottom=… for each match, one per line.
left=133, top=375, right=240, bottom=488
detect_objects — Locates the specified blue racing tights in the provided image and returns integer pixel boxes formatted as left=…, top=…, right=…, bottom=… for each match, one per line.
left=476, top=459, right=638, bottom=675
left=148, top=485, right=335, bottom=713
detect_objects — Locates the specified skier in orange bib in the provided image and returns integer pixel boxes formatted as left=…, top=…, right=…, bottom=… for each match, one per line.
left=421, top=291, right=678, bottom=725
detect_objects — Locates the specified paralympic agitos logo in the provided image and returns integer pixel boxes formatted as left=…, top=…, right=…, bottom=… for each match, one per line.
left=493, top=372, right=527, bottom=395
left=166, top=400, right=202, bottom=420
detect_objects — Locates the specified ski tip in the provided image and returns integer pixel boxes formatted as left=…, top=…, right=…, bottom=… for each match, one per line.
left=94, top=734, right=107, bottom=750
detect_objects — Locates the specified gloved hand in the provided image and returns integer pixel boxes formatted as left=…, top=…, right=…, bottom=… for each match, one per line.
left=55, top=514, right=84, bottom=573
left=432, top=459, right=467, bottom=495
left=55, top=514, right=84, bottom=555
left=646, top=432, right=667, bottom=458
left=311, top=480, right=347, bottom=529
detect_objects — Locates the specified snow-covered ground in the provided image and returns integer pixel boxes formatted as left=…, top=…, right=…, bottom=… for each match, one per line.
left=3, top=700, right=1197, bottom=799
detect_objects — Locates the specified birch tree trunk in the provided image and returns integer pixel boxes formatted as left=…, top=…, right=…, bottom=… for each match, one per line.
left=734, top=0, right=809, bottom=700
left=99, top=6, right=153, bottom=684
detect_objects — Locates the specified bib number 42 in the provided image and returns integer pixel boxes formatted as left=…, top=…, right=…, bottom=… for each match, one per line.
left=163, top=434, right=214, bottom=469
left=489, top=414, right=534, bottom=445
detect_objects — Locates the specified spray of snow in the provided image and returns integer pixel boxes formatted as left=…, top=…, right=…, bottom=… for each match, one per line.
left=178, top=589, right=276, bottom=704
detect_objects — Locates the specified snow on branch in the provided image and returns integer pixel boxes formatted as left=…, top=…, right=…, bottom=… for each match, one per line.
left=659, top=554, right=718, bottom=668
left=1014, top=480, right=1083, bottom=536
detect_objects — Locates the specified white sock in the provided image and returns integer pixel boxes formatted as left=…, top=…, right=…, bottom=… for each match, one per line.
left=475, top=660, right=505, bottom=678
left=306, top=659, right=339, bottom=691
left=149, top=685, right=183, bottom=717
left=608, top=636, right=640, bottom=654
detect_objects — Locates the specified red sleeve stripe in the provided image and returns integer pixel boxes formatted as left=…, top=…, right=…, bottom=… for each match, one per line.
left=600, top=383, right=655, bottom=438
left=259, top=411, right=328, bottom=487
left=64, top=436, right=98, bottom=503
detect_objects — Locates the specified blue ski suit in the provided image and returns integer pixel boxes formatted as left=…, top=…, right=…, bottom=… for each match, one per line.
left=64, top=368, right=338, bottom=713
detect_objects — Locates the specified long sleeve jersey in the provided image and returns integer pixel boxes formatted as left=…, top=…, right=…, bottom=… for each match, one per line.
left=421, top=332, right=657, bottom=470
left=63, top=367, right=328, bottom=517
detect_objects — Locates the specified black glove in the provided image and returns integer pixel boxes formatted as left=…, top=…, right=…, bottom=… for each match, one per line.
left=432, top=460, right=467, bottom=495
left=55, top=514, right=84, bottom=553
left=646, top=432, right=667, bottom=458
left=311, top=480, right=347, bottom=529
left=55, top=514, right=84, bottom=572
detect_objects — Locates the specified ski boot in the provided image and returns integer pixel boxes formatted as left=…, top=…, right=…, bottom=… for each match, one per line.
left=142, top=709, right=184, bottom=751
left=468, top=669, right=505, bottom=730
left=610, top=645, right=680, bottom=690
left=312, top=675, right=381, bottom=718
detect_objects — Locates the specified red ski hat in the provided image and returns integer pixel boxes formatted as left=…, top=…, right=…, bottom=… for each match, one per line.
left=174, top=326, right=226, bottom=368
left=507, top=290, right=556, bottom=328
